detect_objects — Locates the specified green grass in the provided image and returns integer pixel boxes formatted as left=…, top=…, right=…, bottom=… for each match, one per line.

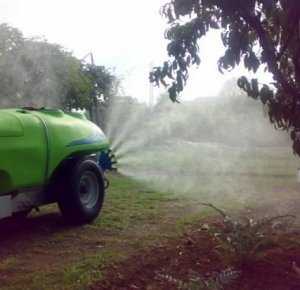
left=2, top=144, right=299, bottom=290
left=121, top=143, right=299, bottom=176
left=1, top=173, right=200, bottom=290
left=97, top=174, right=171, bottom=231
left=36, top=252, right=115, bottom=290
left=119, top=143, right=299, bottom=204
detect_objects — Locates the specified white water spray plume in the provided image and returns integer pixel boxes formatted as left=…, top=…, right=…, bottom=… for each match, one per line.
left=105, top=86, right=300, bottom=214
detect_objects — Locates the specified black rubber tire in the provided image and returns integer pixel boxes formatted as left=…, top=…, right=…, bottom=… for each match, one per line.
left=57, top=158, right=105, bottom=224
left=12, top=209, right=32, bottom=220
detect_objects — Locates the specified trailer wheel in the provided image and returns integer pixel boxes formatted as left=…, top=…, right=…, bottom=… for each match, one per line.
left=57, top=158, right=105, bottom=224
left=13, top=209, right=32, bottom=220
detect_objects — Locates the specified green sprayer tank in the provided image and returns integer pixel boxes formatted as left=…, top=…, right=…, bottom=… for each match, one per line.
left=0, top=107, right=113, bottom=224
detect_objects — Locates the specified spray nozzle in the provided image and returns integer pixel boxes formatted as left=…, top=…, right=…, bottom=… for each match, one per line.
left=98, top=148, right=118, bottom=172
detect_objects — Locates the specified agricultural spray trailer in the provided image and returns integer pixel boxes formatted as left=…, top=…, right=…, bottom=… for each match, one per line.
left=0, top=107, right=116, bottom=224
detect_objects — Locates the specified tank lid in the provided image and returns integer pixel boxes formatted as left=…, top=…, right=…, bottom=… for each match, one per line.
left=39, top=108, right=64, bottom=117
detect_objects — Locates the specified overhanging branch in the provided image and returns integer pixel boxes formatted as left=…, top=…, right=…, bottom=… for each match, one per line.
left=241, top=11, right=298, bottom=97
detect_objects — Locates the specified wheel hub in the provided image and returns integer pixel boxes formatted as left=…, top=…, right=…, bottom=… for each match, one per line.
left=79, top=171, right=99, bottom=209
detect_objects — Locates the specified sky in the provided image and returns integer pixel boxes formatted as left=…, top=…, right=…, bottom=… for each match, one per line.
left=0, top=0, right=272, bottom=103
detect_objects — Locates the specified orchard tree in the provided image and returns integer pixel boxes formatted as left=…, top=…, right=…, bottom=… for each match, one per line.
left=0, top=23, right=91, bottom=108
left=81, top=64, right=119, bottom=127
left=0, top=24, right=25, bottom=106
left=150, top=0, right=300, bottom=154
left=21, top=39, right=90, bottom=107
left=0, top=23, right=119, bottom=126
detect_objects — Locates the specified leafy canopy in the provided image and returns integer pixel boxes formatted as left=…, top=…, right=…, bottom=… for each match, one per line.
left=150, top=0, right=300, bottom=154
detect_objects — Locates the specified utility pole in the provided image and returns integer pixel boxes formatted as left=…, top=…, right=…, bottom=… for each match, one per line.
left=149, top=62, right=154, bottom=108
left=81, top=52, right=94, bottom=65
left=81, top=52, right=101, bottom=125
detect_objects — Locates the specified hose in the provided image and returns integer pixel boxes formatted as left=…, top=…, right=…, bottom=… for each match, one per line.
left=104, top=176, right=110, bottom=189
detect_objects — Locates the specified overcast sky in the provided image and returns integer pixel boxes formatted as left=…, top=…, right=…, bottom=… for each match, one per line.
left=0, top=0, right=272, bottom=103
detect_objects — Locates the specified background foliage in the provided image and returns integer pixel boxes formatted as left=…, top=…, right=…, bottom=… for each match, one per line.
left=0, top=23, right=118, bottom=129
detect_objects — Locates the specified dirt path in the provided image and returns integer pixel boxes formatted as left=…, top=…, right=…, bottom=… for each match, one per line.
left=91, top=210, right=300, bottom=290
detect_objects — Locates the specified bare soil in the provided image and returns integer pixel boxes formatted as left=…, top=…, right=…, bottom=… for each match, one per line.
left=88, top=176, right=300, bottom=290
left=91, top=223, right=300, bottom=290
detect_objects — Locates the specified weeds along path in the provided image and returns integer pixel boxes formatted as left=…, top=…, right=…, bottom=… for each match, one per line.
left=91, top=215, right=300, bottom=290
left=91, top=196, right=300, bottom=290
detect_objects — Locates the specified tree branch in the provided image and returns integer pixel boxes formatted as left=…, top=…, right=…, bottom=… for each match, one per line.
left=276, top=19, right=298, bottom=61
left=241, top=11, right=298, bottom=97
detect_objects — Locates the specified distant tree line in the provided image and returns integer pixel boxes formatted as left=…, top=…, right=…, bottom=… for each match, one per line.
left=102, top=78, right=290, bottom=147
left=0, top=23, right=119, bottom=129
left=151, top=79, right=290, bottom=147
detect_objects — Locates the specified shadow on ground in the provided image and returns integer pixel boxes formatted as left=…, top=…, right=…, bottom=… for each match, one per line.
left=0, top=210, right=75, bottom=257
